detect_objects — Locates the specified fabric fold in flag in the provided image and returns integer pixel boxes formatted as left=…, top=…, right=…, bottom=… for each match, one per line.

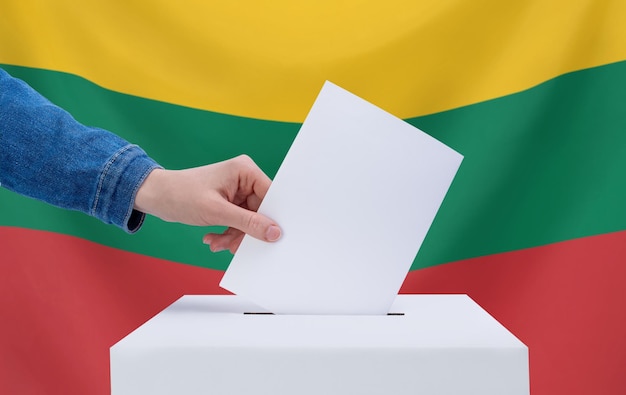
left=1, top=1, right=625, bottom=394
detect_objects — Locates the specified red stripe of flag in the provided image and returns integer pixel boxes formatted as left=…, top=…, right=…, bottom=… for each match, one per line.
left=2, top=226, right=625, bottom=394
left=402, top=230, right=626, bottom=395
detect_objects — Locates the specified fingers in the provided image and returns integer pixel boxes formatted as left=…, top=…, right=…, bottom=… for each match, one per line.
left=229, top=204, right=281, bottom=242
left=203, top=223, right=280, bottom=254
left=204, top=204, right=281, bottom=253
left=203, top=228, right=245, bottom=254
left=201, top=156, right=281, bottom=253
left=235, top=155, right=271, bottom=209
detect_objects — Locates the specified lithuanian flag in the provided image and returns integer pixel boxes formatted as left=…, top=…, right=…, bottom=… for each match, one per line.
left=2, top=1, right=625, bottom=394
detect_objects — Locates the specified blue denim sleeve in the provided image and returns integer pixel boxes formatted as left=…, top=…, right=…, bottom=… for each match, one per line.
left=0, top=67, right=162, bottom=233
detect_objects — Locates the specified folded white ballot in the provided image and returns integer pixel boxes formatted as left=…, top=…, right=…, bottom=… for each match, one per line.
left=220, top=81, right=463, bottom=315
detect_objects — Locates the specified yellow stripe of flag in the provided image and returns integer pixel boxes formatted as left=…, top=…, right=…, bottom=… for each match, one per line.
left=1, top=0, right=625, bottom=121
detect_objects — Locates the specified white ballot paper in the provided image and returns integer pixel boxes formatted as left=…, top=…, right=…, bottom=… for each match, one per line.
left=220, top=81, right=463, bottom=315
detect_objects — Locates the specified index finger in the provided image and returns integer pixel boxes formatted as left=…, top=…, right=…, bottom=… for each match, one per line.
left=237, top=156, right=272, bottom=211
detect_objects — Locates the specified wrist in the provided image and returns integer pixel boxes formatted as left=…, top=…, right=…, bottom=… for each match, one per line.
left=134, top=168, right=168, bottom=216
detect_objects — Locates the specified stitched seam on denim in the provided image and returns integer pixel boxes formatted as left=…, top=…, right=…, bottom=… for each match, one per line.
left=91, top=144, right=134, bottom=217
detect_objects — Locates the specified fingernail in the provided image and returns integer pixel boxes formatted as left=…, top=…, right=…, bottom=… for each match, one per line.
left=209, top=243, right=224, bottom=253
left=265, top=225, right=281, bottom=242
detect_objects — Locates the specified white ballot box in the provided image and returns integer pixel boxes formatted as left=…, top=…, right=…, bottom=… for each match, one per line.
left=110, top=295, right=529, bottom=395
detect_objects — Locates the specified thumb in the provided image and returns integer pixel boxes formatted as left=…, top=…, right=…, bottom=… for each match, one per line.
left=224, top=204, right=281, bottom=242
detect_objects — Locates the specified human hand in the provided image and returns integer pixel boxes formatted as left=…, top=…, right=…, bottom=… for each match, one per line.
left=134, top=155, right=281, bottom=253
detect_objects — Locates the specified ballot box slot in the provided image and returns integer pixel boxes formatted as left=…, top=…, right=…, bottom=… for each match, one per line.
left=242, top=312, right=405, bottom=315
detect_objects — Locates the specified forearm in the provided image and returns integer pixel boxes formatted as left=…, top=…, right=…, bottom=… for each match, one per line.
left=0, top=68, right=160, bottom=232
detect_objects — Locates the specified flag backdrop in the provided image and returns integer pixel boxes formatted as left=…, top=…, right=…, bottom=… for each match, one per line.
left=1, top=1, right=626, bottom=394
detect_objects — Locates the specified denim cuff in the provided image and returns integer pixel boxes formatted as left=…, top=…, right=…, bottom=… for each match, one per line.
left=91, top=144, right=162, bottom=233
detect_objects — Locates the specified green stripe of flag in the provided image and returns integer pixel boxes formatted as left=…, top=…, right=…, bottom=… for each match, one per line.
left=2, top=61, right=626, bottom=270
left=410, top=60, right=626, bottom=269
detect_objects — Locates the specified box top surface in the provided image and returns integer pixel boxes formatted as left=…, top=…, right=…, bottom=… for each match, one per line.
left=112, top=295, right=525, bottom=349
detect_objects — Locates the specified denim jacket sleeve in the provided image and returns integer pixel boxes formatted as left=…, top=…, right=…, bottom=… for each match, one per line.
left=0, top=67, right=162, bottom=233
